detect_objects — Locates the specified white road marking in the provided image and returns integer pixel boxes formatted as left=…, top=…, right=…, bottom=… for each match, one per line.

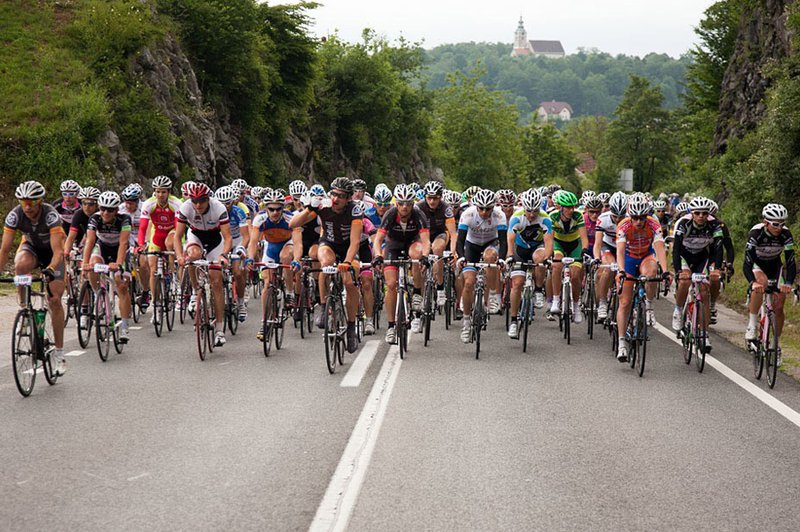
left=340, top=340, right=379, bottom=388
left=310, top=345, right=402, bottom=532
left=653, top=321, right=800, bottom=429
left=218, top=361, right=232, bottom=366
left=16, top=478, right=32, bottom=486
left=127, top=472, right=151, bottom=482
left=64, top=350, right=84, bottom=357
left=128, top=326, right=143, bottom=331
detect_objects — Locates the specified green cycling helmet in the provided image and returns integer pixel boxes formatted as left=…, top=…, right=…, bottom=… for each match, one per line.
left=554, top=190, right=578, bottom=208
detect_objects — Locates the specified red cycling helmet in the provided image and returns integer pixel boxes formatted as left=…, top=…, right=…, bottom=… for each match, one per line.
left=188, top=182, right=211, bottom=199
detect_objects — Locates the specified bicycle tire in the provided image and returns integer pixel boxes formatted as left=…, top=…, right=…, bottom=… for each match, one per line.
left=753, top=337, right=765, bottom=381
left=766, top=314, right=779, bottom=388
left=153, top=275, right=164, bottom=338
left=336, top=299, right=346, bottom=366
left=474, top=288, right=484, bottom=360
left=397, top=291, right=407, bottom=360
left=95, top=288, right=110, bottom=362
left=522, top=296, right=531, bottom=353
left=423, top=282, right=434, bottom=347
left=298, top=281, right=308, bottom=339
left=586, top=282, right=595, bottom=339
left=261, top=287, right=274, bottom=357
left=324, top=295, right=337, bottom=372
left=165, top=276, right=176, bottom=332
left=628, top=306, right=637, bottom=369
left=12, top=310, right=36, bottom=397
left=694, top=301, right=706, bottom=373
left=111, top=292, right=124, bottom=355
left=229, top=290, right=239, bottom=336
left=637, top=301, right=647, bottom=377
left=42, top=309, right=58, bottom=385
left=504, top=281, right=511, bottom=332
left=130, top=274, right=140, bottom=324
left=179, top=272, right=191, bottom=324
left=275, top=289, right=285, bottom=351
left=196, top=288, right=208, bottom=361
left=564, top=289, right=571, bottom=345
left=77, top=281, right=94, bottom=348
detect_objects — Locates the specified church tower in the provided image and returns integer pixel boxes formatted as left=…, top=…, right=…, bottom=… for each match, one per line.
left=511, top=16, right=532, bottom=57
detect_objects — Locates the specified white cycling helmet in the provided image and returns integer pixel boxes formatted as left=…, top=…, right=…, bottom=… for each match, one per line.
left=424, top=181, right=444, bottom=197
left=263, top=188, right=284, bottom=205
left=580, top=190, right=596, bottom=205
left=653, top=200, right=667, bottom=210
left=626, top=193, right=650, bottom=217
left=215, top=185, right=236, bottom=204
left=709, top=200, right=719, bottom=216
left=393, top=183, right=416, bottom=202
left=98, top=191, right=122, bottom=209
left=688, top=196, right=714, bottom=213
left=608, top=191, right=628, bottom=217
left=15, top=180, right=46, bottom=200
left=444, top=190, right=461, bottom=206
left=289, top=180, right=307, bottom=197
left=675, top=202, right=690, bottom=217
left=472, top=189, right=496, bottom=209
left=152, top=175, right=172, bottom=190
left=250, top=186, right=264, bottom=200
left=60, top=180, right=81, bottom=194
left=231, top=178, right=248, bottom=192
left=762, top=203, right=788, bottom=221
left=79, top=186, right=101, bottom=200
left=521, top=189, right=542, bottom=212
left=374, top=187, right=393, bottom=204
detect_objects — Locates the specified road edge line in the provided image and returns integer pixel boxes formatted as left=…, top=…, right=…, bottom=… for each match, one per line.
left=340, top=340, right=380, bottom=388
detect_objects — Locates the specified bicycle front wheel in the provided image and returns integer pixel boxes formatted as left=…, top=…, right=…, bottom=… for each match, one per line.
left=165, top=276, right=176, bottom=332
left=77, top=281, right=94, bottom=348
left=42, top=310, right=58, bottom=385
left=12, top=310, right=36, bottom=397
left=324, top=295, right=338, bottom=372
left=95, top=288, right=110, bottom=362
left=397, top=293, right=407, bottom=360
left=274, top=291, right=284, bottom=351
left=196, top=289, right=208, bottom=361
left=153, top=276, right=164, bottom=337
left=637, top=303, right=648, bottom=377
left=766, top=314, right=779, bottom=388
left=694, top=301, right=706, bottom=373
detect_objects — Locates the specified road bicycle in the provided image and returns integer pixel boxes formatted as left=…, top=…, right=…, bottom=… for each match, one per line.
left=221, top=255, right=240, bottom=336
left=296, top=257, right=317, bottom=339
left=581, top=258, right=599, bottom=339
left=420, top=255, right=440, bottom=347
left=552, top=257, right=576, bottom=345
left=597, top=263, right=619, bottom=355
left=256, top=262, right=292, bottom=357
left=622, top=274, right=665, bottom=377
left=91, top=263, right=125, bottom=362
left=515, top=261, right=545, bottom=353
left=318, top=263, right=358, bottom=373
left=1, top=274, right=59, bottom=396
left=749, top=280, right=781, bottom=388
left=63, top=246, right=82, bottom=327
left=188, top=259, right=216, bottom=361
left=678, top=272, right=711, bottom=372
left=463, top=262, right=500, bottom=360
left=441, top=251, right=456, bottom=330
left=383, top=258, right=416, bottom=360
left=143, top=250, right=176, bottom=337
left=371, top=266, right=384, bottom=331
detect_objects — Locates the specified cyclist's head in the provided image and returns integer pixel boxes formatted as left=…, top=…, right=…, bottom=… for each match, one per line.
left=98, top=191, right=122, bottom=220
left=374, top=186, right=393, bottom=207
left=762, top=203, right=788, bottom=234
left=60, top=180, right=81, bottom=201
left=554, top=190, right=578, bottom=213
left=215, top=185, right=236, bottom=207
left=181, top=181, right=196, bottom=200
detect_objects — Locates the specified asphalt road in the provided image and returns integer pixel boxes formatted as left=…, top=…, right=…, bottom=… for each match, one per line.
left=1, top=294, right=799, bottom=531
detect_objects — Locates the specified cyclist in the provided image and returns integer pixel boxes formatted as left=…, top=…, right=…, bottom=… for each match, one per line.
left=289, top=185, right=323, bottom=322
left=456, top=189, right=507, bottom=343
left=82, top=191, right=133, bottom=343
left=175, top=182, right=233, bottom=347
left=352, top=179, right=373, bottom=206
left=54, top=180, right=82, bottom=233
left=594, top=192, right=627, bottom=321
left=290, top=177, right=364, bottom=353
left=548, top=190, right=589, bottom=324
left=597, top=192, right=611, bottom=213
left=372, top=184, right=431, bottom=342
left=615, top=193, right=671, bottom=362
left=139, top=175, right=181, bottom=324
left=119, top=183, right=150, bottom=311
left=654, top=200, right=671, bottom=236
left=248, top=189, right=296, bottom=339
left=367, top=186, right=393, bottom=227
left=232, top=178, right=258, bottom=220
left=180, top=181, right=195, bottom=202
left=64, top=186, right=101, bottom=253
left=215, top=185, right=251, bottom=322
left=583, top=195, right=603, bottom=258
left=418, top=181, right=458, bottom=308
left=709, top=200, right=734, bottom=323
left=1, top=181, right=68, bottom=375
left=505, top=188, right=553, bottom=339
left=496, top=190, right=517, bottom=225
left=671, top=196, right=723, bottom=351
left=743, top=203, right=795, bottom=365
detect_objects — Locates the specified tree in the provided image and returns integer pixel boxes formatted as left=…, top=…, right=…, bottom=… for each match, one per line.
left=564, top=116, right=609, bottom=158
left=605, top=75, right=676, bottom=191
left=430, top=68, right=526, bottom=189
left=522, top=123, right=578, bottom=188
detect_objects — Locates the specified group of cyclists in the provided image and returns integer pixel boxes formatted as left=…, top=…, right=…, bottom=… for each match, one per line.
left=1, top=173, right=796, bottom=382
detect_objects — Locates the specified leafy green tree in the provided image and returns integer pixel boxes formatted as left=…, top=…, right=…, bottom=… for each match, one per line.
left=430, top=68, right=525, bottom=189
left=564, top=116, right=609, bottom=158
left=522, top=123, right=578, bottom=188
left=605, top=75, right=676, bottom=191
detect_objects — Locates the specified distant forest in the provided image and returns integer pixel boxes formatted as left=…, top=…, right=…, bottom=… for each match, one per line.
left=421, top=43, right=690, bottom=119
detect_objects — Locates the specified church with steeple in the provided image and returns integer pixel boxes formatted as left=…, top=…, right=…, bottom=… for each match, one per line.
left=510, top=17, right=565, bottom=58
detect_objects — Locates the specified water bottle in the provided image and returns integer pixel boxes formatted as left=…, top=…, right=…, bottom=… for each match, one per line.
left=34, top=309, right=46, bottom=337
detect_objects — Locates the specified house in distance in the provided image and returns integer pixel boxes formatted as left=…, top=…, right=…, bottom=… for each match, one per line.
left=510, top=17, right=565, bottom=58
left=537, top=101, right=573, bottom=122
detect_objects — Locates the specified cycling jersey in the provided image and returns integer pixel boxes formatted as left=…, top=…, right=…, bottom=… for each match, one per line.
left=88, top=213, right=131, bottom=263
left=508, top=209, right=552, bottom=250
left=242, top=196, right=259, bottom=220
left=69, top=209, right=92, bottom=247
left=596, top=212, right=619, bottom=250
left=458, top=206, right=507, bottom=246
left=315, top=200, right=364, bottom=246
left=139, top=196, right=181, bottom=250
left=4, top=204, right=64, bottom=249
left=416, top=199, right=454, bottom=238
left=227, top=204, right=248, bottom=242
left=53, top=199, right=81, bottom=232
left=177, top=198, right=229, bottom=237
left=549, top=211, right=584, bottom=243
left=583, top=211, right=598, bottom=251
left=252, top=210, right=294, bottom=263
left=378, top=206, right=429, bottom=251
left=671, top=215, right=723, bottom=273
left=743, top=223, right=796, bottom=284
left=616, top=216, right=663, bottom=259
left=119, top=201, right=142, bottom=248
left=293, top=208, right=321, bottom=255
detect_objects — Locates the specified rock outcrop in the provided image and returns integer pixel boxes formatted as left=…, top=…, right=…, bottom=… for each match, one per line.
left=714, top=0, right=795, bottom=153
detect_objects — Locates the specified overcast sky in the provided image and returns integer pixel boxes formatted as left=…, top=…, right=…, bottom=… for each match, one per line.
left=289, top=0, right=717, bottom=57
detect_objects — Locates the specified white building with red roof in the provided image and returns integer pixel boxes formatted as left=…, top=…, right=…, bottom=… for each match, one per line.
left=537, top=101, right=573, bottom=121
left=510, top=17, right=565, bottom=58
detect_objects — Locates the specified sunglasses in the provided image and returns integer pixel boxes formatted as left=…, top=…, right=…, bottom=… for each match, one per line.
left=267, top=207, right=283, bottom=213
left=376, top=202, right=392, bottom=208
left=100, top=207, right=117, bottom=213
left=631, top=215, right=647, bottom=221
left=692, top=211, right=709, bottom=216
left=478, top=207, right=493, bottom=212
left=397, top=201, right=413, bottom=207
left=525, top=209, right=538, bottom=214
left=587, top=210, right=601, bottom=215
left=62, top=192, right=77, bottom=198
left=18, top=199, right=39, bottom=208
left=82, top=201, right=98, bottom=207
left=191, top=197, right=209, bottom=204
left=329, top=191, right=349, bottom=200
left=767, top=220, right=785, bottom=229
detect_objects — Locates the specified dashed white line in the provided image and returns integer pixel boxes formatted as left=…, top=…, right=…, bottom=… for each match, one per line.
left=127, top=472, right=151, bottom=482
left=128, top=326, right=143, bottom=331
left=340, top=340, right=379, bottom=388
left=310, top=345, right=402, bottom=532
left=653, top=321, right=800, bottom=429
left=64, top=350, right=84, bottom=357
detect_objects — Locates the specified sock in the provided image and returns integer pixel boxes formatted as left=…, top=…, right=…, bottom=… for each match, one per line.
left=599, top=298, right=607, bottom=305
left=347, top=321, right=355, bottom=332
left=645, top=299, right=652, bottom=310
left=618, top=337, right=626, bottom=345
left=121, top=318, right=129, bottom=329
left=748, top=313, right=758, bottom=327
left=511, top=317, right=517, bottom=323
left=388, top=321, right=395, bottom=328
left=54, top=348, right=63, bottom=357
left=553, top=296, right=561, bottom=303
left=674, top=305, right=681, bottom=313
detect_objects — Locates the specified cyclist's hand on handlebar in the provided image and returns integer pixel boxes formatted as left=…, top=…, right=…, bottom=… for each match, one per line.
left=337, top=262, right=351, bottom=273
left=505, top=257, right=515, bottom=267
left=662, top=270, right=673, bottom=282
left=290, top=260, right=301, bottom=272
left=219, top=255, right=229, bottom=268
left=780, top=283, right=793, bottom=294
left=245, top=258, right=255, bottom=270
left=497, top=258, right=506, bottom=268
left=752, top=282, right=764, bottom=294
left=108, top=262, right=119, bottom=272
left=372, top=256, right=384, bottom=267
left=41, top=267, right=55, bottom=280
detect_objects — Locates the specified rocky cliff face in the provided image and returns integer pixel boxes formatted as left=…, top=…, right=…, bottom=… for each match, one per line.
left=97, top=34, right=241, bottom=188
left=714, top=0, right=795, bottom=153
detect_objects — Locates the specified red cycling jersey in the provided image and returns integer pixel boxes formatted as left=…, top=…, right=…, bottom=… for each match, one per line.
left=616, top=215, right=664, bottom=259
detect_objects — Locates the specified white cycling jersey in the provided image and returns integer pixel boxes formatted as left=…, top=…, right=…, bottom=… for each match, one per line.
left=119, top=200, right=142, bottom=248
left=458, top=205, right=508, bottom=246
left=596, top=211, right=618, bottom=249
left=177, top=198, right=229, bottom=236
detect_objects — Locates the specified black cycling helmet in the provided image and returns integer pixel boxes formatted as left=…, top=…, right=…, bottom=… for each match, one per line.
left=330, top=177, right=354, bottom=195
left=352, top=178, right=367, bottom=191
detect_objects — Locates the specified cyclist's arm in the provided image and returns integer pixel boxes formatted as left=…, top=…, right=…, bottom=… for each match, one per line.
left=543, top=233, right=554, bottom=260
left=579, top=226, right=589, bottom=252
left=498, top=229, right=508, bottom=259
left=420, top=230, right=431, bottom=257
left=456, top=228, right=467, bottom=258
left=711, top=230, right=724, bottom=271
left=82, top=230, right=97, bottom=267
left=784, top=238, right=796, bottom=285
left=345, top=222, right=362, bottom=264
left=616, top=231, right=626, bottom=274
left=506, top=230, right=516, bottom=260
left=722, top=224, right=735, bottom=264
left=743, top=234, right=757, bottom=284
left=247, top=230, right=261, bottom=262
left=291, top=228, right=303, bottom=262
left=220, top=223, right=232, bottom=256
left=592, top=231, right=602, bottom=260
left=48, top=229, right=66, bottom=272
left=289, top=208, right=313, bottom=229
left=654, top=239, right=668, bottom=274
left=671, top=229, right=683, bottom=273
left=373, top=230, right=386, bottom=258
left=116, top=230, right=130, bottom=267
left=137, top=217, right=149, bottom=248
left=173, top=221, right=187, bottom=263
left=446, top=218, right=458, bottom=255
left=0, top=228, right=16, bottom=272
left=240, top=220, right=251, bottom=250
left=64, top=228, right=77, bottom=255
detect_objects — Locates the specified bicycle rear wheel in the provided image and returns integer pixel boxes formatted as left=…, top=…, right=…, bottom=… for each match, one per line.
left=766, top=315, right=779, bottom=388
left=586, top=282, right=595, bottom=339
left=95, top=288, right=110, bottom=362
left=77, top=281, right=94, bottom=348
left=165, top=276, right=176, bottom=332
left=563, top=290, right=571, bottom=345
left=274, top=291, right=285, bottom=351
left=522, top=297, right=531, bottom=353
left=42, top=310, right=58, bottom=385
left=423, top=281, right=434, bottom=347
left=628, top=308, right=638, bottom=369
left=153, top=277, right=164, bottom=337
left=180, top=272, right=191, bottom=324
left=11, top=310, right=36, bottom=397
left=474, top=290, right=484, bottom=360
left=324, top=295, right=338, bottom=372
left=196, top=289, right=208, bottom=361
left=397, top=293, right=407, bottom=360
left=694, top=301, right=706, bottom=373
left=130, top=275, right=140, bottom=324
